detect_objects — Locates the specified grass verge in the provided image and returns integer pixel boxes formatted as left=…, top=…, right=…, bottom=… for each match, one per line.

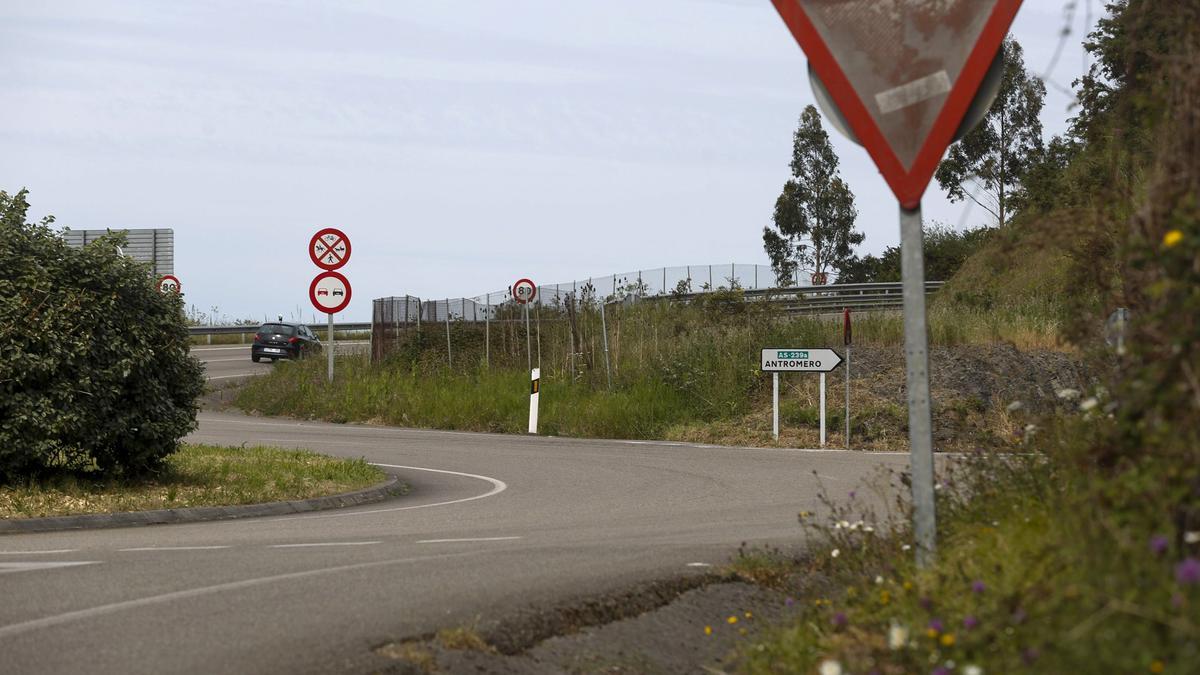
left=0, top=443, right=386, bottom=519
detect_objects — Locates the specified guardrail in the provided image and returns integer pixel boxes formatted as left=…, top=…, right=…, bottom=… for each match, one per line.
left=189, top=323, right=371, bottom=345
left=664, top=281, right=944, bottom=313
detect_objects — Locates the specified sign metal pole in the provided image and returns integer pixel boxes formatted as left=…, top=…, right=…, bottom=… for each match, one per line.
left=819, top=372, right=826, bottom=447
left=845, top=344, right=851, bottom=449
left=901, top=204, right=936, bottom=566
left=327, top=312, right=334, bottom=383
left=772, top=372, right=779, bottom=440
left=524, top=303, right=532, bottom=373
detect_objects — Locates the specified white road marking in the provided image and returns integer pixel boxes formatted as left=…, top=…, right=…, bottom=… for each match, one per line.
left=0, top=562, right=99, bottom=575
left=206, top=373, right=263, bottom=381
left=200, top=357, right=256, bottom=363
left=119, top=546, right=231, bottom=552
left=416, top=536, right=521, bottom=544
left=270, top=541, right=381, bottom=548
left=0, top=551, right=483, bottom=640
left=281, top=464, right=508, bottom=521
left=0, top=549, right=78, bottom=555
left=686, top=562, right=712, bottom=567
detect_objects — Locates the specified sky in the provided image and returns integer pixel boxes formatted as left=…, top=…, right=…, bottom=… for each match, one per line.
left=0, top=1, right=1102, bottom=323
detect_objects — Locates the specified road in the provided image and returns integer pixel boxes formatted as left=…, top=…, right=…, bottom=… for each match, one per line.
left=0, top=346, right=910, bottom=674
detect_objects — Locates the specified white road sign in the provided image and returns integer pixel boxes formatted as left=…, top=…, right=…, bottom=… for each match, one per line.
left=761, top=348, right=843, bottom=373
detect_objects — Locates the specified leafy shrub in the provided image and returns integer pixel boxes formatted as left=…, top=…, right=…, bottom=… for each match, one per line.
left=0, top=189, right=205, bottom=481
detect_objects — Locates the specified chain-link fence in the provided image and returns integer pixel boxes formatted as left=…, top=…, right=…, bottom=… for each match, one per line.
left=370, top=263, right=808, bottom=364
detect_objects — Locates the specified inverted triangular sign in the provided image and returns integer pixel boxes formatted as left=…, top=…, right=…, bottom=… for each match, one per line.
left=771, top=0, right=1024, bottom=209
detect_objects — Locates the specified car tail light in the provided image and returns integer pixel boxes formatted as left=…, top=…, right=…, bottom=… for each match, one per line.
left=288, top=336, right=299, bottom=344
left=253, top=333, right=261, bottom=342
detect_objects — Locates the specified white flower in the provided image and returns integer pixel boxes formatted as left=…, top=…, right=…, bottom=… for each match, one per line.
left=1024, top=423, right=1038, bottom=434
left=964, top=666, right=984, bottom=675
left=1006, top=400, right=1024, bottom=412
left=1056, top=388, right=1080, bottom=400
left=888, top=622, right=909, bottom=649
left=902, top=544, right=911, bottom=551
left=836, top=520, right=850, bottom=530
left=875, top=575, right=884, bottom=585
left=1079, top=397, right=1099, bottom=412
left=1186, top=531, right=1200, bottom=544
left=863, top=525, right=875, bottom=533
left=831, top=549, right=841, bottom=558
left=849, top=520, right=864, bottom=531
left=819, top=660, right=843, bottom=675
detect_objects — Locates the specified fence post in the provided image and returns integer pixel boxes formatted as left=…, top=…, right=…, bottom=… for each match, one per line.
left=600, top=301, right=612, bottom=390
left=708, top=265, right=713, bottom=290
left=445, top=298, right=452, bottom=369
left=485, top=294, right=491, bottom=368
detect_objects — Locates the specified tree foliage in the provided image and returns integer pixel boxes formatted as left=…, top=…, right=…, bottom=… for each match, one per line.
left=764, top=105, right=862, bottom=285
left=935, top=38, right=1046, bottom=228
left=835, top=224, right=992, bottom=284
left=0, top=189, right=205, bottom=482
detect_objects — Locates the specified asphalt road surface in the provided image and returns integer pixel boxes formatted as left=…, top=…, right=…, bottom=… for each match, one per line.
left=0, top=348, right=911, bottom=674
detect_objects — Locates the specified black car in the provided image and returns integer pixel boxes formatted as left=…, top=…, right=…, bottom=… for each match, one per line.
left=251, top=322, right=321, bottom=362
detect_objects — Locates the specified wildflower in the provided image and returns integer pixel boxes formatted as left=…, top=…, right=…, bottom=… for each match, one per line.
left=920, top=597, right=934, bottom=611
left=940, top=633, right=956, bottom=647
left=1022, top=647, right=1040, bottom=665
left=704, top=625, right=712, bottom=636
left=1079, top=397, right=1099, bottom=412
left=849, top=490, right=856, bottom=499
left=799, top=510, right=812, bottom=519
left=875, top=575, right=884, bottom=585
left=836, top=520, right=850, bottom=530
left=1151, top=535, right=1170, bottom=555
left=1055, top=388, right=1080, bottom=400
left=819, top=660, right=843, bottom=675
left=1164, top=229, right=1184, bottom=247
left=727, top=616, right=738, bottom=624
left=1012, top=608, right=1027, bottom=624
left=831, top=549, right=841, bottom=558
left=785, top=597, right=794, bottom=607
left=964, top=666, right=983, bottom=675
left=971, top=580, right=986, bottom=594
left=902, top=544, right=912, bottom=552
left=888, top=622, right=909, bottom=649
left=932, top=668, right=950, bottom=675
left=1005, top=400, right=1023, bottom=412
left=863, top=525, right=875, bottom=533
left=850, top=520, right=864, bottom=531
left=1186, top=531, right=1200, bottom=544
left=1150, top=660, right=1166, bottom=673
left=963, top=615, right=979, bottom=630
left=879, top=590, right=891, bottom=605
left=1175, top=558, right=1200, bottom=585
left=927, top=619, right=944, bottom=637
left=903, top=580, right=914, bottom=591
left=1023, top=423, right=1037, bottom=435
left=745, top=611, right=753, bottom=619
left=832, top=612, right=848, bottom=628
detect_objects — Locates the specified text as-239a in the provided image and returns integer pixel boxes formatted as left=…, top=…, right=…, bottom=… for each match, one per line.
left=760, top=348, right=843, bottom=373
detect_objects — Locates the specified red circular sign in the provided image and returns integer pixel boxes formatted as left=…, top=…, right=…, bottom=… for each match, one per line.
left=310, top=228, right=351, bottom=270
left=512, top=278, right=537, bottom=304
left=157, top=274, right=181, bottom=294
left=309, top=271, right=352, bottom=314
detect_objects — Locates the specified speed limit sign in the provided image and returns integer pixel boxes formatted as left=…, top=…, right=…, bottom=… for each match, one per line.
left=512, top=278, right=537, bottom=304
left=157, top=275, right=181, bottom=294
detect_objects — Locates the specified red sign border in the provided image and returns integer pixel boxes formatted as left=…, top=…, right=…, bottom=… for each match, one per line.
left=309, top=227, right=352, bottom=271
left=512, top=278, right=537, bottom=304
left=770, top=0, right=1024, bottom=209
left=309, top=270, right=352, bottom=314
left=157, top=274, right=182, bottom=294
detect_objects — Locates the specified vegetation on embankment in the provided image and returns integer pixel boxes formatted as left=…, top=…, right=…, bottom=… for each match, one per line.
left=733, top=2, right=1200, bottom=671
left=235, top=298, right=1082, bottom=451
left=0, top=444, right=385, bottom=518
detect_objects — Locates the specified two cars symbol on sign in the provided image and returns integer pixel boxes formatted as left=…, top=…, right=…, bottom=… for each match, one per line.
left=157, top=275, right=181, bottom=294
left=512, top=278, right=537, bottom=305
left=309, top=271, right=352, bottom=314
left=310, top=228, right=351, bottom=271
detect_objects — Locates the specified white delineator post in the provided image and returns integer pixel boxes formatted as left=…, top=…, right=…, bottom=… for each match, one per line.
left=819, top=372, right=826, bottom=447
left=901, top=204, right=936, bottom=566
left=327, top=312, right=334, bottom=383
left=772, top=372, right=780, bottom=441
left=528, top=368, right=540, bottom=434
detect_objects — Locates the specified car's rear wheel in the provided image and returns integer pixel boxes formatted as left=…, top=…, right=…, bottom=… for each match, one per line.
left=251, top=355, right=261, bottom=363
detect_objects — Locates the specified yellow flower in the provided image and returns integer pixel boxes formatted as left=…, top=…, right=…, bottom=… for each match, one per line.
left=879, top=590, right=891, bottom=605
left=926, top=628, right=939, bottom=639
left=1150, top=660, right=1165, bottom=674
left=727, top=616, right=738, bottom=624
left=941, top=633, right=956, bottom=647
left=903, top=580, right=914, bottom=591
left=745, top=611, right=753, bottom=619
left=1164, top=230, right=1183, bottom=247
left=704, top=625, right=712, bottom=636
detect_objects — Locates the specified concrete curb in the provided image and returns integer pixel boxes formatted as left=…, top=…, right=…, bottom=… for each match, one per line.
left=0, top=475, right=406, bottom=535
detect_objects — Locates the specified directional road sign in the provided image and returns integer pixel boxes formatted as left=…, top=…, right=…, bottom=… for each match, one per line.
left=512, top=278, right=537, bottom=305
left=157, top=274, right=181, bottom=294
left=309, top=271, right=352, bottom=314
left=761, top=348, right=842, bottom=373
left=770, top=0, right=1023, bottom=208
left=310, top=228, right=351, bottom=271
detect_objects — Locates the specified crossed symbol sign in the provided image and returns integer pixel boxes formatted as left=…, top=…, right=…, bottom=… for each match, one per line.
left=314, top=234, right=346, bottom=265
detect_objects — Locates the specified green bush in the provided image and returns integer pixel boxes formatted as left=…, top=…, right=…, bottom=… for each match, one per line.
left=0, top=189, right=205, bottom=481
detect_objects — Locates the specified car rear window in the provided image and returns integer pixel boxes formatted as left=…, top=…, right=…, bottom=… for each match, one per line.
left=259, top=323, right=296, bottom=336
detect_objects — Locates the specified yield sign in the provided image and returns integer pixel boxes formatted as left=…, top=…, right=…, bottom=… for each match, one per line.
left=771, top=0, right=1023, bottom=208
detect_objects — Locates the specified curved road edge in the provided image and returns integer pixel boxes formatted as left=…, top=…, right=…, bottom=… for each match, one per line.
left=0, top=474, right=406, bottom=536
